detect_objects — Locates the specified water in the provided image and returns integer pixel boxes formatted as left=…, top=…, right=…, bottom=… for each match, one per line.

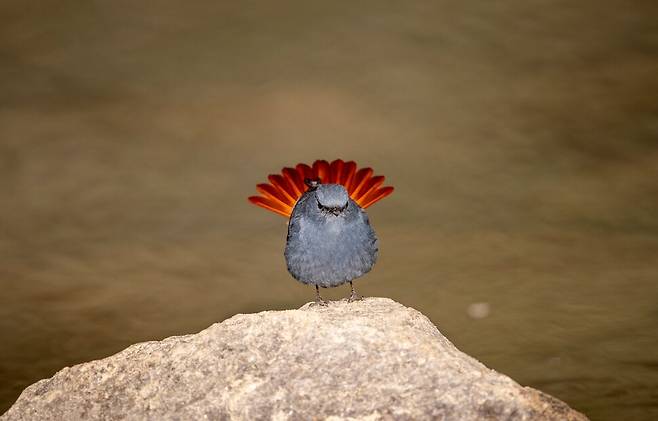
left=1, top=1, right=657, bottom=419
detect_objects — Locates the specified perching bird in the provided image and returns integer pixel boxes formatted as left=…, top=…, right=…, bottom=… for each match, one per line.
left=248, top=159, right=394, bottom=304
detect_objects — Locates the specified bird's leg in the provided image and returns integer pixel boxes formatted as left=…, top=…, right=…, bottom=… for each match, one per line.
left=314, top=285, right=328, bottom=306
left=347, top=281, right=362, bottom=302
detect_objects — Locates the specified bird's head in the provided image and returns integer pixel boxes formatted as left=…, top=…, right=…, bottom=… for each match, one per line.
left=313, top=183, right=349, bottom=216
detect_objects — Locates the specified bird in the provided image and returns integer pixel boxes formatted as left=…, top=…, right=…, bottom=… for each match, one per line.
left=248, top=159, right=394, bottom=304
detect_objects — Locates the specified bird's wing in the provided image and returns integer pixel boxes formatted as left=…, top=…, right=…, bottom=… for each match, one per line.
left=248, top=159, right=394, bottom=217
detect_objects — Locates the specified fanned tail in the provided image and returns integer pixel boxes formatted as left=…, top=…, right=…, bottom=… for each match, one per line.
left=248, top=159, right=394, bottom=217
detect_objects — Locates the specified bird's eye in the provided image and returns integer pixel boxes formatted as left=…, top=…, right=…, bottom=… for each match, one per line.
left=316, top=199, right=348, bottom=214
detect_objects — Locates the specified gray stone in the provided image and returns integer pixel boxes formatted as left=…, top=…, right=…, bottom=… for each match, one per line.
left=1, top=298, right=588, bottom=420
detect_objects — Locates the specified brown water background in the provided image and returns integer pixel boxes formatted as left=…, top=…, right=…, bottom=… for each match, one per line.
left=1, top=1, right=658, bottom=419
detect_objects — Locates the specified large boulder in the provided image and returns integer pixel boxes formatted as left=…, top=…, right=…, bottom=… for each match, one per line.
left=1, top=298, right=587, bottom=420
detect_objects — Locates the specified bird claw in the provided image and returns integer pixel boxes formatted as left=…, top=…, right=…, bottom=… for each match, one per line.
left=311, top=298, right=328, bottom=307
left=347, top=293, right=362, bottom=303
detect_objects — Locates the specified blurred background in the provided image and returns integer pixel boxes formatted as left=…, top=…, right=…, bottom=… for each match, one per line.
left=1, top=1, right=657, bottom=419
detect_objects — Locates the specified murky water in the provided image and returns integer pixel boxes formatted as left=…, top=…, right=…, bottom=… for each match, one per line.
left=1, top=1, right=657, bottom=419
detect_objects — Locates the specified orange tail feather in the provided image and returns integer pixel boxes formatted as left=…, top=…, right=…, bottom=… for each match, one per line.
left=249, top=159, right=394, bottom=217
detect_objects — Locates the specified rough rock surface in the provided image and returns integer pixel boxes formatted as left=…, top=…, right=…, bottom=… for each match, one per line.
left=2, top=298, right=587, bottom=420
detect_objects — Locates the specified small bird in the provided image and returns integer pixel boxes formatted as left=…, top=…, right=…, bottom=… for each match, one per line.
left=248, top=159, right=394, bottom=304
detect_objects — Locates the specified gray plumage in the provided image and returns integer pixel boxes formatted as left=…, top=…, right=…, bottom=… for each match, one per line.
left=284, top=183, right=378, bottom=289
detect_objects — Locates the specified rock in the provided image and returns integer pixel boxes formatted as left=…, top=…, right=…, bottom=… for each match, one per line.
left=1, top=298, right=587, bottom=420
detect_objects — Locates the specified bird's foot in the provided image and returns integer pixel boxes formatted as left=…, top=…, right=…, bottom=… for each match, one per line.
left=311, top=297, right=328, bottom=307
left=347, top=292, right=362, bottom=303
left=313, top=285, right=328, bottom=306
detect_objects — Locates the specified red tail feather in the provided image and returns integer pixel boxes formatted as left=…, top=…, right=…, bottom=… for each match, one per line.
left=249, top=159, right=394, bottom=217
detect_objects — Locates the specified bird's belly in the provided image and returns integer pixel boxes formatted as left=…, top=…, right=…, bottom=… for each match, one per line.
left=284, top=220, right=378, bottom=288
